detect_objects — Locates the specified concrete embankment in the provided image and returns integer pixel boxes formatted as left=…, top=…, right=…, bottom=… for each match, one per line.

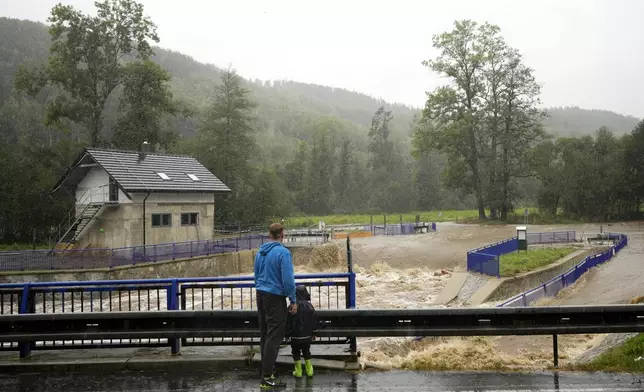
left=434, top=247, right=604, bottom=306
left=480, top=247, right=604, bottom=304
left=0, top=245, right=331, bottom=283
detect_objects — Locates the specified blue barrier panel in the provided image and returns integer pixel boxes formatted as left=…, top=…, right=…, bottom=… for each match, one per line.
left=467, top=237, right=518, bottom=277
left=498, top=234, right=628, bottom=307
left=467, top=252, right=499, bottom=277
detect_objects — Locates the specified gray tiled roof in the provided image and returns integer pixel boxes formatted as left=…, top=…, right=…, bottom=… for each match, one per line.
left=84, top=148, right=231, bottom=193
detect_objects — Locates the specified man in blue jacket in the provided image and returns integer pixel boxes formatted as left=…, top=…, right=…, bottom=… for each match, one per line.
left=255, top=223, right=297, bottom=389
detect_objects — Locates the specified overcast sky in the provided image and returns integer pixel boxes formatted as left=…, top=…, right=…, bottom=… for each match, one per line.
left=2, top=0, right=643, bottom=117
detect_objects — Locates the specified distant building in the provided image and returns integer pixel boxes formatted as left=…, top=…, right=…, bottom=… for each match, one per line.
left=51, top=145, right=230, bottom=250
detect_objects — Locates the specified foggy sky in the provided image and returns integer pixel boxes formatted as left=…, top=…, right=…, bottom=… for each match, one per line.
left=2, top=0, right=643, bottom=118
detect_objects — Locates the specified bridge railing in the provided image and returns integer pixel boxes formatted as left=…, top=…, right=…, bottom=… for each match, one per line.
left=0, top=272, right=356, bottom=356
left=3, top=304, right=644, bottom=367
left=499, top=233, right=628, bottom=307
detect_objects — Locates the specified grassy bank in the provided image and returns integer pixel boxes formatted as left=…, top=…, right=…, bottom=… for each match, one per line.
left=285, top=210, right=481, bottom=227
left=573, top=333, right=644, bottom=373
left=499, top=247, right=577, bottom=277
left=282, top=207, right=595, bottom=228
left=0, top=243, right=48, bottom=251
left=285, top=208, right=547, bottom=228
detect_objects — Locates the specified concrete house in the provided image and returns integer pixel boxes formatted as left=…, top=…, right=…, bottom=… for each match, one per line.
left=52, top=146, right=231, bottom=250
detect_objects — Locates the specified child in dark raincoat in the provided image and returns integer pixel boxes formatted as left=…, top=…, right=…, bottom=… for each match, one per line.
left=285, top=285, right=317, bottom=377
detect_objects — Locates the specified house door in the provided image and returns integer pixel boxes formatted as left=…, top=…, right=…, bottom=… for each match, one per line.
left=108, top=177, right=118, bottom=202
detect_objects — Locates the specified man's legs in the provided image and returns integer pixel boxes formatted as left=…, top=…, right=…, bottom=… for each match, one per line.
left=256, top=290, right=267, bottom=376
left=259, top=292, right=287, bottom=380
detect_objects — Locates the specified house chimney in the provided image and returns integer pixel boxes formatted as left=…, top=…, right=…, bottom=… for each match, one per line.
left=139, top=141, right=151, bottom=161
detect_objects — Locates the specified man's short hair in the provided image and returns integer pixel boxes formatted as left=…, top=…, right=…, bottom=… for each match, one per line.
left=269, top=223, right=284, bottom=239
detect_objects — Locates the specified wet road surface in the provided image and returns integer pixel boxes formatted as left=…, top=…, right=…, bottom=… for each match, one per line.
left=559, top=222, right=644, bottom=305
left=2, top=369, right=644, bottom=392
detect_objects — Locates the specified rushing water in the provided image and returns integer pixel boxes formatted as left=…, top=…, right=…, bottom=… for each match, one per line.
left=2, top=222, right=639, bottom=370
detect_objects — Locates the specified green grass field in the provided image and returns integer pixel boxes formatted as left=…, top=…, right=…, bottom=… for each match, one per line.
left=284, top=210, right=479, bottom=227
left=499, top=247, right=577, bottom=277
left=571, top=333, right=644, bottom=372
left=0, top=243, right=48, bottom=251
left=283, top=208, right=551, bottom=228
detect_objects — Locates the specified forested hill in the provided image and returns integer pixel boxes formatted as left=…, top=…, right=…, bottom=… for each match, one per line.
left=1, top=13, right=643, bottom=245
left=0, top=17, right=639, bottom=140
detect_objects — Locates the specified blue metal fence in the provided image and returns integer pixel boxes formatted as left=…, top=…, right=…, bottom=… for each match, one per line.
left=466, top=231, right=577, bottom=278
left=499, top=233, right=628, bottom=307
left=0, top=272, right=356, bottom=355
left=467, top=238, right=518, bottom=278
left=0, top=235, right=280, bottom=272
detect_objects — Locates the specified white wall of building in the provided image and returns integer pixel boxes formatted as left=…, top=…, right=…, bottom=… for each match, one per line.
left=75, top=166, right=130, bottom=204
left=131, top=192, right=214, bottom=204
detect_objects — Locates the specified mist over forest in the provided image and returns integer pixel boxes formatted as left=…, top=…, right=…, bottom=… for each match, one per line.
left=0, top=5, right=643, bottom=244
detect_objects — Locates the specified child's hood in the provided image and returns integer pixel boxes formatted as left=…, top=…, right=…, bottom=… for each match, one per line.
left=296, top=285, right=311, bottom=301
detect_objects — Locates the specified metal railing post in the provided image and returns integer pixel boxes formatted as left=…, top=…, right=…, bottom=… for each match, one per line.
left=168, top=279, right=181, bottom=355
left=347, top=271, right=358, bottom=360
left=108, top=248, right=114, bottom=269
left=18, top=284, right=33, bottom=358
left=553, top=334, right=559, bottom=368
left=383, top=214, right=387, bottom=236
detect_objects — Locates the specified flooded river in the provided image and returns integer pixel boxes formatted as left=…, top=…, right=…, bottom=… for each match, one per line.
left=3, top=221, right=641, bottom=370
left=351, top=221, right=644, bottom=370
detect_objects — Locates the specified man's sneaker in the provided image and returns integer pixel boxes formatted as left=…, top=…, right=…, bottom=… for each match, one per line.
left=260, top=375, right=286, bottom=389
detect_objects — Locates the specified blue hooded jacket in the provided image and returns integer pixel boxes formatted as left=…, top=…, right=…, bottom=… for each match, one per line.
left=254, top=241, right=296, bottom=304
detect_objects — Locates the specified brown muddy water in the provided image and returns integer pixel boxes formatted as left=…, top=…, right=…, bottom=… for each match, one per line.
left=351, top=221, right=644, bottom=371
left=6, top=222, right=641, bottom=370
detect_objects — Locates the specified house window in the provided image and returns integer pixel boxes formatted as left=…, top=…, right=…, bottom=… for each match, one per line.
left=156, top=172, right=171, bottom=180
left=187, top=173, right=200, bottom=181
left=181, top=212, right=199, bottom=226
left=152, top=213, right=172, bottom=227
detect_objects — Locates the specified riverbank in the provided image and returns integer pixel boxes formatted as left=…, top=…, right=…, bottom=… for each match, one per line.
left=284, top=209, right=641, bottom=228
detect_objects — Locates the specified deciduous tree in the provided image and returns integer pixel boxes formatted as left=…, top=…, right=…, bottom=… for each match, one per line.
left=16, top=0, right=159, bottom=146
